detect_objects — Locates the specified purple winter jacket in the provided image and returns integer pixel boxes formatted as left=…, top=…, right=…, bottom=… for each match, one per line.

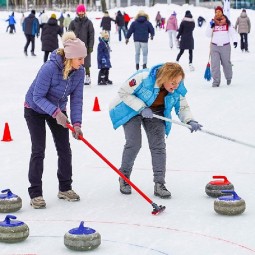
left=25, top=49, right=85, bottom=125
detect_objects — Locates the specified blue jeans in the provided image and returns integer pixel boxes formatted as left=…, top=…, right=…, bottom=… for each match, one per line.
left=24, top=108, right=73, bottom=199
left=118, top=26, right=126, bottom=41
left=134, top=42, right=148, bottom=65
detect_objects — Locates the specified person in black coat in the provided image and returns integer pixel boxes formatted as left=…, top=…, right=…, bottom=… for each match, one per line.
left=176, top=10, right=195, bottom=71
left=126, top=10, right=154, bottom=70
left=97, top=31, right=112, bottom=85
left=23, top=10, right=40, bottom=56
left=197, top=16, right=206, bottom=27
left=41, top=13, right=63, bottom=62
left=115, top=10, right=127, bottom=41
left=100, top=11, right=115, bottom=42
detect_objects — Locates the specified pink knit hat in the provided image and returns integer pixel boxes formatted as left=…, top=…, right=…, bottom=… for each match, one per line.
left=76, top=4, right=86, bottom=13
left=63, top=38, right=87, bottom=59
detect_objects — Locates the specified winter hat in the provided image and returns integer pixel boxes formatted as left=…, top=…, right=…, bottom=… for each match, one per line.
left=242, top=9, right=246, bottom=12
left=62, top=31, right=87, bottom=59
left=172, top=11, right=176, bottom=16
left=51, top=13, right=56, bottom=19
left=76, top=4, right=86, bottom=13
left=185, top=10, right=192, bottom=18
left=31, top=10, right=36, bottom=15
left=215, top=6, right=223, bottom=13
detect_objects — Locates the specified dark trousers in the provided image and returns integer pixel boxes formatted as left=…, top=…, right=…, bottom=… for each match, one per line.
left=98, top=68, right=109, bottom=83
left=24, top=34, right=35, bottom=53
left=24, top=108, right=72, bottom=199
left=176, top=49, right=193, bottom=64
left=43, top=51, right=50, bottom=62
left=240, top=33, right=248, bottom=51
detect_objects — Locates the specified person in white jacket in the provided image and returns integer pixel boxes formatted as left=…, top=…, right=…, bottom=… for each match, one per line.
left=206, top=6, right=238, bottom=87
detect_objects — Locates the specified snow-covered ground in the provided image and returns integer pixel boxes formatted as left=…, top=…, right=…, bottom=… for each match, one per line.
left=0, top=4, right=255, bottom=254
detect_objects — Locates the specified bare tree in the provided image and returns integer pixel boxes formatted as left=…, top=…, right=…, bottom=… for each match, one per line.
left=185, top=0, right=190, bottom=3
left=101, top=0, right=106, bottom=12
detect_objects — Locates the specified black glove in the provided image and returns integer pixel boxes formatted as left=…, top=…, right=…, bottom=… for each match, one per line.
left=187, top=120, right=203, bottom=133
left=233, top=42, right=237, bottom=48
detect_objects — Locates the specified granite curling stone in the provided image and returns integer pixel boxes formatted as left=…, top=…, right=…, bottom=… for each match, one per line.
left=214, top=190, right=246, bottom=215
left=0, top=189, right=22, bottom=213
left=205, top=176, right=234, bottom=198
left=64, top=221, right=101, bottom=251
left=0, top=215, right=29, bottom=243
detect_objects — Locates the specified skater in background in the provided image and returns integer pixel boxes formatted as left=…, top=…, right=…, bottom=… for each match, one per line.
left=63, top=13, right=72, bottom=32
left=176, top=10, right=195, bottom=71
left=197, top=16, right=206, bottom=27
left=109, top=62, right=202, bottom=198
left=100, top=11, right=115, bottom=42
left=23, top=10, right=40, bottom=56
left=39, top=10, right=48, bottom=30
left=97, top=30, right=112, bottom=85
left=206, top=6, right=238, bottom=87
left=155, top=11, right=162, bottom=29
left=58, top=12, right=65, bottom=34
left=24, top=31, right=87, bottom=209
left=165, top=11, right=178, bottom=49
left=235, top=9, right=251, bottom=53
left=125, top=10, right=154, bottom=70
left=41, top=13, right=63, bottom=62
left=124, top=12, right=131, bottom=30
left=115, top=10, right=127, bottom=42
left=69, top=4, right=95, bottom=85
left=6, top=12, right=16, bottom=33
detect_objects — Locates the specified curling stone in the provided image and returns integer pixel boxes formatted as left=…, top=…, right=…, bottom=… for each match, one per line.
left=205, top=176, right=234, bottom=198
left=64, top=221, right=101, bottom=251
left=0, top=189, right=22, bottom=213
left=0, top=215, right=29, bottom=243
left=214, top=190, right=246, bottom=216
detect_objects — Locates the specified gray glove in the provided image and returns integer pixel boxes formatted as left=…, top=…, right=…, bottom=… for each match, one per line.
left=55, top=111, right=69, bottom=128
left=187, top=120, right=203, bottom=133
left=141, top=108, right=153, bottom=118
left=72, top=126, right=83, bottom=139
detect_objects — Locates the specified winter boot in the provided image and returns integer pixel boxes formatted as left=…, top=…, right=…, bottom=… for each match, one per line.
left=84, top=75, right=91, bottom=85
left=24, top=51, right=28, bottom=56
left=106, top=79, right=113, bottom=85
left=143, top=64, right=147, bottom=69
left=189, top=63, right=195, bottom=71
left=227, top=79, right=231, bottom=85
left=31, top=52, right=36, bottom=56
left=30, top=196, right=46, bottom=209
left=119, top=177, right=131, bottom=195
left=154, top=183, right=171, bottom=199
left=136, top=64, right=139, bottom=70
left=98, top=80, right=107, bottom=85
left=58, top=190, right=80, bottom=201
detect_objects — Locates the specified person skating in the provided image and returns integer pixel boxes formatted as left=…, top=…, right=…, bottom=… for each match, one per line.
left=206, top=6, right=238, bottom=87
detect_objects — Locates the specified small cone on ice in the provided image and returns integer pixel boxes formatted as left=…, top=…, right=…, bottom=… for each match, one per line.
left=1, top=123, right=13, bottom=142
left=92, top=97, right=101, bottom=112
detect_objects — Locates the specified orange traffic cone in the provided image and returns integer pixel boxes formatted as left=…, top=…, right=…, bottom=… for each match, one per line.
left=1, top=122, right=13, bottom=142
left=92, top=97, right=101, bottom=112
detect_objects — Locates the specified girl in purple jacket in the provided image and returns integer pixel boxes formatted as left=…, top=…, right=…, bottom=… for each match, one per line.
left=24, top=32, right=87, bottom=209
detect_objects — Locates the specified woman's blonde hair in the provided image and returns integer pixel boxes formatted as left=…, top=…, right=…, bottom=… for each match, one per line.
left=156, top=63, right=185, bottom=87
left=56, top=48, right=73, bottom=80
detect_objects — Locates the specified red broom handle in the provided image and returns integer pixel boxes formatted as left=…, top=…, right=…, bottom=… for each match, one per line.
left=66, top=124, right=153, bottom=205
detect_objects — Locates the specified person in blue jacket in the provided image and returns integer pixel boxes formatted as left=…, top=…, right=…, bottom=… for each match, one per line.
left=6, top=12, right=16, bottom=34
left=24, top=32, right=87, bottom=209
left=109, top=62, right=202, bottom=198
left=97, top=30, right=112, bottom=85
left=125, top=10, right=155, bottom=70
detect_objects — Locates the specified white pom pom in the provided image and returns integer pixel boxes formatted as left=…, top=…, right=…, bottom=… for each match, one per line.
left=62, top=31, right=76, bottom=44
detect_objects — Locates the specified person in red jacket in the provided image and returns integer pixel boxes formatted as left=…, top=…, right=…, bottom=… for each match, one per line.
left=124, top=12, right=131, bottom=30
